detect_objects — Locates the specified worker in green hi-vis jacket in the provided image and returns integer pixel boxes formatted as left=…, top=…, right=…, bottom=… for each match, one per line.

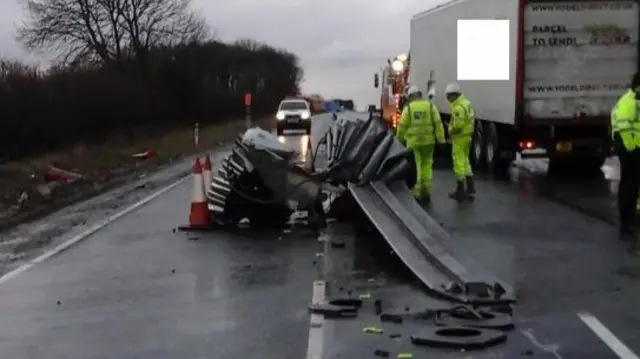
left=396, top=85, right=445, bottom=203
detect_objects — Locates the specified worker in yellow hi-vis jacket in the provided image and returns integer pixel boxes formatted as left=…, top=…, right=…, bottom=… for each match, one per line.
left=396, top=85, right=445, bottom=203
left=445, top=83, right=475, bottom=200
left=610, top=72, right=640, bottom=235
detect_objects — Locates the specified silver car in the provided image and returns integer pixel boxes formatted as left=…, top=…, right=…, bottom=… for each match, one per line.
left=276, top=99, right=312, bottom=135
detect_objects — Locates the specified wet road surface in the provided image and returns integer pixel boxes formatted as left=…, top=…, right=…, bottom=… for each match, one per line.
left=314, top=111, right=640, bottom=358
left=319, top=155, right=640, bottom=357
left=509, top=157, right=619, bottom=225
left=320, top=221, right=636, bottom=358
left=0, top=115, right=338, bottom=358
left=2, top=109, right=637, bottom=358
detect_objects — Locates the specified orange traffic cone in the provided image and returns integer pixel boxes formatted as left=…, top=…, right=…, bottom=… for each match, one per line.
left=202, top=154, right=212, bottom=189
left=178, top=158, right=212, bottom=231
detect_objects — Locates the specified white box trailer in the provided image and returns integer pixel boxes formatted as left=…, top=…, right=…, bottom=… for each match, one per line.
left=409, top=0, right=639, bottom=175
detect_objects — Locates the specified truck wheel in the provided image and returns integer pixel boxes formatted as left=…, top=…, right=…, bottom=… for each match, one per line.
left=470, top=121, right=487, bottom=171
left=486, top=122, right=512, bottom=177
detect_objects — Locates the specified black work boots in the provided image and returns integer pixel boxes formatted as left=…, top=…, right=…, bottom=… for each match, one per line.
left=466, top=176, right=475, bottom=195
left=449, top=181, right=467, bottom=200
left=449, top=176, right=475, bottom=201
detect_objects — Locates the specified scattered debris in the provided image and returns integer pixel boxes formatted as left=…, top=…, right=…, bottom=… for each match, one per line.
left=380, top=312, right=404, bottom=324
left=330, top=238, right=345, bottom=248
left=374, top=299, right=382, bottom=314
left=308, top=303, right=358, bottom=318
left=363, top=326, right=384, bottom=334
left=43, top=164, right=83, bottom=183
left=410, top=326, right=507, bottom=349
left=17, top=192, right=29, bottom=207
left=374, top=349, right=390, bottom=357
left=131, top=148, right=156, bottom=160
left=329, top=298, right=363, bottom=308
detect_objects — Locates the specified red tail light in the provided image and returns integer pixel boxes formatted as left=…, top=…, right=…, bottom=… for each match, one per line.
left=518, top=140, right=535, bottom=149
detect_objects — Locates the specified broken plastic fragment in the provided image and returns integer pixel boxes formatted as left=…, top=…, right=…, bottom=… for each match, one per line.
left=363, top=326, right=383, bottom=334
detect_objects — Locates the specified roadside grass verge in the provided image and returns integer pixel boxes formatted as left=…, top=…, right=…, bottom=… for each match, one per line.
left=0, top=117, right=275, bottom=232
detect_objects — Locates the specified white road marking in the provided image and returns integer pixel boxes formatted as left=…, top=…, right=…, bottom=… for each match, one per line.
left=0, top=175, right=190, bottom=285
left=578, top=312, right=640, bottom=359
left=306, top=280, right=326, bottom=359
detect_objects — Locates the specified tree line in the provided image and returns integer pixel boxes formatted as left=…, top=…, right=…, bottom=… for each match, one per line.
left=0, top=0, right=303, bottom=162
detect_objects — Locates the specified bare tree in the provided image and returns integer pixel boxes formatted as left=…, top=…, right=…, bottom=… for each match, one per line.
left=234, top=38, right=263, bottom=52
left=17, top=0, right=210, bottom=66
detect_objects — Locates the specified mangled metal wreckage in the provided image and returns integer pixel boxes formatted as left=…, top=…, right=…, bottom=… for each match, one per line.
left=206, top=113, right=514, bottom=304
left=206, top=114, right=414, bottom=228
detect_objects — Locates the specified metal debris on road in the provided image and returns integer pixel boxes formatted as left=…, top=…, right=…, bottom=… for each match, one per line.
left=374, top=349, right=390, bottom=357
left=363, top=326, right=384, bottom=334
left=328, top=298, right=363, bottom=308
left=434, top=305, right=514, bottom=331
left=308, top=303, right=358, bottom=318
left=410, top=326, right=507, bottom=349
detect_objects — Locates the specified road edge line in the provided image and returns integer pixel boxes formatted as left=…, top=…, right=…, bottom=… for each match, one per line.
left=0, top=175, right=190, bottom=285
left=306, top=279, right=326, bottom=359
left=578, top=312, right=640, bottom=359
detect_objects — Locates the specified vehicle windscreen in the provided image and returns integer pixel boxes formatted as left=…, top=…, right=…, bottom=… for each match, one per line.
left=279, top=101, right=308, bottom=110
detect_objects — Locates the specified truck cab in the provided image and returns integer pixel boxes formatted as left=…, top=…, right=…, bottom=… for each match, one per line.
left=374, top=53, right=410, bottom=132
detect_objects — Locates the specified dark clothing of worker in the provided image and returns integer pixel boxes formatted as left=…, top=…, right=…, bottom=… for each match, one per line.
left=611, top=74, right=640, bottom=236
left=616, top=134, right=640, bottom=235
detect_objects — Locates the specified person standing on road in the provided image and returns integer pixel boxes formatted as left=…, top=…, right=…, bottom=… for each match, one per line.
left=445, top=83, right=475, bottom=200
left=396, top=85, right=445, bottom=202
left=611, top=72, right=640, bottom=235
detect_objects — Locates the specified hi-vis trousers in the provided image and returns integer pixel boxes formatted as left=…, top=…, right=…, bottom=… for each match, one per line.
left=410, top=144, right=435, bottom=197
left=451, top=136, right=473, bottom=181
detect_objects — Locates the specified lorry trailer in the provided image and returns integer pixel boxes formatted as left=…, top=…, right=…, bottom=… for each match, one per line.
left=409, top=0, right=638, bottom=175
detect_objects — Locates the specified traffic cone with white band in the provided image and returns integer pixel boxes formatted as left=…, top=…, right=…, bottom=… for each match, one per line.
left=178, top=157, right=211, bottom=231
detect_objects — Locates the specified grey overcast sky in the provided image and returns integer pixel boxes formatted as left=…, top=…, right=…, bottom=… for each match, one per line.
left=0, top=0, right=444, bottom=108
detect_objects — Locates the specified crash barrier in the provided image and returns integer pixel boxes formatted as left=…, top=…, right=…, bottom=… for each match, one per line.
left=309, top=298, right=513, bottom=350
left=206, top=128, right=323, bottom=228
left=200, top=112, right=513, bottom=304
left=320, top=112, right=414, bottom=184
left=318, top=112, right=514, bottom=303
left=178, top=156, right=213, bottom=231
left=350, top=181, right=514, bottom=305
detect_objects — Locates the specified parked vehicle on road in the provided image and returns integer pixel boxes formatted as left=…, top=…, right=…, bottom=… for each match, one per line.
left=276, top=97, right=312, bottom=135
left=374, top=53, right=410, bottom=132
left=409, top=0, right=637, bottom=176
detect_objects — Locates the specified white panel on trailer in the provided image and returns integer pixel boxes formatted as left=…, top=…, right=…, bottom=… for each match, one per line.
left=524, top=0, right=639, bottom=120
left=409, top=0, right=519, bottom=125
